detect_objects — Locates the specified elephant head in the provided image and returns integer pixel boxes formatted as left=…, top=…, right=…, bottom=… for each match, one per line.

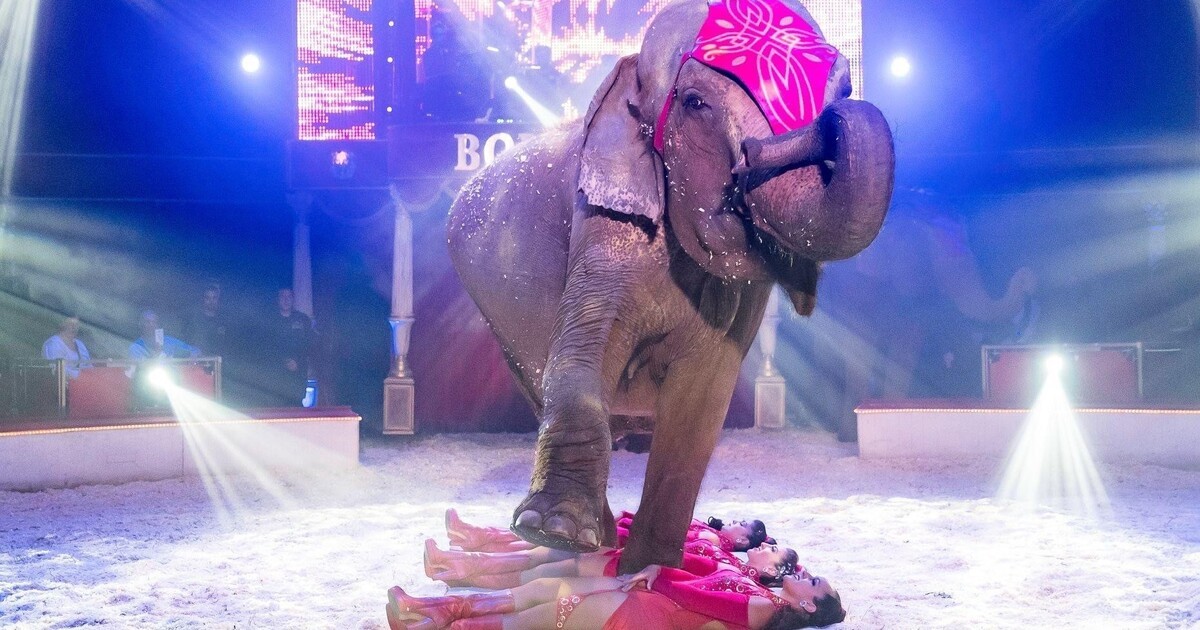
left=577, top=0, right=894, bottom=314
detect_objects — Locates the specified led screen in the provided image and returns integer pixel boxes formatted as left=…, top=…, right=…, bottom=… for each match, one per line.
left=411, top=0, right=863, bottom=121
left=297, top=0, right=377, bottom=140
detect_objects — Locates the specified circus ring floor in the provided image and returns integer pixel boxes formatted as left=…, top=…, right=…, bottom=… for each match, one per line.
left=0, top=420, right=1197, bottom=627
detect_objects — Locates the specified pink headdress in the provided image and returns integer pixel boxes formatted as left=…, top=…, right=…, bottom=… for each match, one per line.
left=653, top=0, right=840, bottom=153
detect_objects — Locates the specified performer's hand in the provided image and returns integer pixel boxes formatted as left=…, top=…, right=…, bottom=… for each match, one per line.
left=619, top=564, right=662, bottom=591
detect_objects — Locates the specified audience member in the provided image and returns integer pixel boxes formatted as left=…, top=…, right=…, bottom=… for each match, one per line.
left=42, top=316, right=91, bottom=379
left=421, top=5, right=491, bottom=122
left=127, top=309, right=198, bottom=412
left=129, top=309, right=200, bottom=360
left=182, top=284, right=228, bottom=358
left=264, top=288, right=313, bottom=406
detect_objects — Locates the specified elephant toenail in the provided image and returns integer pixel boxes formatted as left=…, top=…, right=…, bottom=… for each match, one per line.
left=544, top=515, right=577, bottom=538
left=515, top=510, right=542, bottom=531
left=580, top=529, right=599, bottom=548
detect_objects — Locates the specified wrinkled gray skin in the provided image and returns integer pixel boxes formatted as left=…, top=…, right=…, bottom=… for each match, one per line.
left=447, top=0, right=894, bottom=573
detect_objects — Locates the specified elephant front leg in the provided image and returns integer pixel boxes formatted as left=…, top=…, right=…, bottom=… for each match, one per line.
left=618, top=348, right=743, bottom=573
left=510, top=208, right=646, bottom=552
left=512, top=371, right=614, bottom=552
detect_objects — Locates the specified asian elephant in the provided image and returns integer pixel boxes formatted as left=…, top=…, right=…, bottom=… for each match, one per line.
left=446, top=0, right=895, bottom=572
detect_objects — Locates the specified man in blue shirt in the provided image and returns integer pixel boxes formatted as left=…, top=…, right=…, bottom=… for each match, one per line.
left=129, top=309, right=200, bottom=360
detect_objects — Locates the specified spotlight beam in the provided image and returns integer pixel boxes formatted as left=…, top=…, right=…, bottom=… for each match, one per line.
left=997, top=359, right=1110, bottom=517
left=159, top=385, right=352, bottom=524
left=503, top=77, right=561, bottom=128
left=0, top=0, right=43, bottom=195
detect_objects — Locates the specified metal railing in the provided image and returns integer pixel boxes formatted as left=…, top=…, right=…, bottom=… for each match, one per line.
left=2, top=356, right=222, bottom=419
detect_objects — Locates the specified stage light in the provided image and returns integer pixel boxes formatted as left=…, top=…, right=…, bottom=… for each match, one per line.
left=890, top=56, right=912, bottom=78
left=148, top=366, right=174, bottom=390
left=998, top=349, right=1109, bottom=517
left=504, top=76, right=519, bottom=90
left=1044, top=354, right=1065, bottom=375
left=241, top=53, right=262, bottom=74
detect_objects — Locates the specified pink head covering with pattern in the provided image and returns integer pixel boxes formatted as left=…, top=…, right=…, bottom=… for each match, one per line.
left=653, top=0, right=840, bottom=153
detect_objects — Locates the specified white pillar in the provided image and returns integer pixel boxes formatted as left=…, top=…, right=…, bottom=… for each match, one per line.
left=383, top=185, right=416, bottom=435
left=755, top=286, right=787, bottom=429
left=287, top=191, right=315, bottom=317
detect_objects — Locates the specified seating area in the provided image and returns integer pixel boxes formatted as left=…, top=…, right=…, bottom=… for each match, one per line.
left=3, top=358, right=221, bottom=420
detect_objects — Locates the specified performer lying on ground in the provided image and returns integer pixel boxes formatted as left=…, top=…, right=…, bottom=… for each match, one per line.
left=387, top=564, right=845, bottom=629
left=446, top=509, right=771, bottom=554
left=425, top=535, right=803, bottom=589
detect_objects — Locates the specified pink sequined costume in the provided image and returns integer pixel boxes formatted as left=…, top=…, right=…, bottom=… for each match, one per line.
left=601, top=538, right=765, bottom=581
left=615, top=511, right=737, bottom=552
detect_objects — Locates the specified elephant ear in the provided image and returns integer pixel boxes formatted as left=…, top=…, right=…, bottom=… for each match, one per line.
left=579, top=54, right=665, bottom=223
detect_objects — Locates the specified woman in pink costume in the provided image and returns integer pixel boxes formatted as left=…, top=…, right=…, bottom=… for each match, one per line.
left=424, top=536, right=802, bottom=589
left=387, top=565, right=844, bottom=629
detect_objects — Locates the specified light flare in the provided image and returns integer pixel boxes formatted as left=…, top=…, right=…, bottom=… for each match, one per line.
left=503, top=77, right=561, bottom=127
left=997, top=360, right=1110, bottom=518
left=0, top=0, right=43, bottom=196
left=157, top=381, right=354, bottom=527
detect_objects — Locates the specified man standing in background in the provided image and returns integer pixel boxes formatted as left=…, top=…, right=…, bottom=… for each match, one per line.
left=265, top=288, right=313, bottom=406
left=182, top=284, right=228, bottom=359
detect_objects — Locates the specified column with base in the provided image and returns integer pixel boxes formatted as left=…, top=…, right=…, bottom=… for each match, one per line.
left=383, top=186, right=416, bottom=434
left=754, top=287, right=786, bottom=429
left=287, top=191, right=315, bottom=318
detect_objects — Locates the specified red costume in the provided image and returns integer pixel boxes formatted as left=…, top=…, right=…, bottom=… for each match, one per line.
left=601, top=538, right=761, bottom=581
left=615, top=511, right=736, bottom=552
left=592, top=567, right=784, bottom=629
left=601, top=589, right=747, bottom=630
left=649, top=566, right=788, bottom=627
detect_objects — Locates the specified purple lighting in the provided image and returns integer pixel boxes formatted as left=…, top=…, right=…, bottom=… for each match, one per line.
left=297, top=0, right=376, bottom=140
left=411, top=0, right=863, bottom=96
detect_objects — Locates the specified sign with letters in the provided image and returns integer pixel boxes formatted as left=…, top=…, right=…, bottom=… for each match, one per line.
left=388, top=123, right=541, bottom=181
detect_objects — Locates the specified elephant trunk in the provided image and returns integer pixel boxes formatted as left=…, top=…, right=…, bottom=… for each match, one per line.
left=741, top=98, right=895, bottom=262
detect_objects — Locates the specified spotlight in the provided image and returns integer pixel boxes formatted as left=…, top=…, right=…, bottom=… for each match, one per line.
left=502, top=77, right=560, bottom=127
left=330, top=150, right=355, bottom=179
left=1044, top=354, right=1065, bottom=375
left=241, top=53, right=262, bottom=74
left=889, top=56, right=912, bottom=78
left=148, top=366, right=174, bottom=390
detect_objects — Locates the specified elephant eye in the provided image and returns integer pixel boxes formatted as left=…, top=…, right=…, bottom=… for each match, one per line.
left=682, top=92, right=707, bottom=111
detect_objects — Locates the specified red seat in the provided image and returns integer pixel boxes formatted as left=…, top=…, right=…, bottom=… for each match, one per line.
left=178, top=364, right=216, bottom=399
left=68, top=367, right=133, bottom=419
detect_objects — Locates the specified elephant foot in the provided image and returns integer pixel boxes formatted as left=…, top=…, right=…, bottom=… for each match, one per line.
left=510, top=493, right=604, bottom=553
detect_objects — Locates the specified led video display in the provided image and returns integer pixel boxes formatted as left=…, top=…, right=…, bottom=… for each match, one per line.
left=412, top=0, right=863, bottom=119
left=297, top=0, right=377, bottom=140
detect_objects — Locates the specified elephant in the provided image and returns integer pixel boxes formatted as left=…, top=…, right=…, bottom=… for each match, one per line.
left=446, top=0, right=895, bottom=573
